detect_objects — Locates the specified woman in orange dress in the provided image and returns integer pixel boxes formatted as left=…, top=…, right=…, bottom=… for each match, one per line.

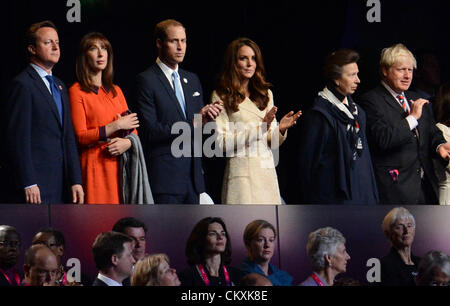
left=69, top=32, right=139, bottom=204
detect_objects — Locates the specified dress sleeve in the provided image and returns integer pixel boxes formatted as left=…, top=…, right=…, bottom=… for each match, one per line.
left=266, top=89, right=287, bottom=149
left=69, top=85, right=101, bottom=146
left=115, top=85, right=138, bottom=135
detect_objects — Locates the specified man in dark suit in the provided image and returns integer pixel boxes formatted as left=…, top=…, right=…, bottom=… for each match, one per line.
left=0, top=226, right=22, bottom=286
left=3, top=20, right=83, bottom=204
left=135, top=19, right=222, bottom=204
left=92, top=231, right=135, bottom=286
left=359, top=43, right=450, bottom=204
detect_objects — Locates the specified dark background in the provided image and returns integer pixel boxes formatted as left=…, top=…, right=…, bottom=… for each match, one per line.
left=2, top=0, right=450, bottom=203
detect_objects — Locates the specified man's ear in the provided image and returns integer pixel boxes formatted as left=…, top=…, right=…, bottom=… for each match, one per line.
left=381, top=66, right=388, bottom=78
left=156, top=39, right=162, bottom=50
left=111, top=254, right=118, bottom=267
left=28, top=45, right=36, bottom=56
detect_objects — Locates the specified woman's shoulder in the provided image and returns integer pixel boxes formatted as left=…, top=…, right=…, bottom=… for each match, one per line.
left=68, top=82, right=82, bottom=93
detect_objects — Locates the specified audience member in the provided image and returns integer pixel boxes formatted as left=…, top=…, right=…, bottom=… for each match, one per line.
left=239, top=220, right=292, bottom=285
left=380, top=207, right=420, bottom=286
left=0, top=225, right=22, bottom=286
left=300, top=227, right=350, bottom=286
left=92, top=231, right=135, bottom=286
left=179, top=217, right=243, bottom=286
left=416, top=250, right=450, bottom=286
left=131, top=253, right=180, bottom=286
left=23, top=244, right=58, bottom=286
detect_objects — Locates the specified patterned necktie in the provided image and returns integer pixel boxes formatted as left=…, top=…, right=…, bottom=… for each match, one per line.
left=397, top=94, right=409, bottom=115
left=172, top=71, right=186, bottom=118
left=45, top=75, right=64, bottom=124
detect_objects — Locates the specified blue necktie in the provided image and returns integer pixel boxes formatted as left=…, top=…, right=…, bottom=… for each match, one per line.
left=45, top=75, right=63, bottom=124
left=172, top=71, right=186, bottom=118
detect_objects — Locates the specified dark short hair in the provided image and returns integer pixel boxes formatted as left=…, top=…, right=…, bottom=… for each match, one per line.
left=112, top=217, right=147, bottom=233
left=185, top=217, right=232, bottom=266
left=154, top=19, right=185, bottom=42
left=323, top=49, right=360, bottom=82
left=24, top=244, right=51, bottom=267
left=26, top=20, right=57, bottom=48
left=92, top=231, right=133, bottom=272
left=33, top=227, right=65, bottom=247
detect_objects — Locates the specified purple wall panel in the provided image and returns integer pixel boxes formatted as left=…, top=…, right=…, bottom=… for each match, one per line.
left=0, top=204, right=49, bottom=270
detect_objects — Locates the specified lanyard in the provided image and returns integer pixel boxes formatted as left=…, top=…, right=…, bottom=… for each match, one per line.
left=197, top=264, right=231, bottom=286
left=0, top=268, right=20, bottom=286
left=311, top=273, right=325, bottom=286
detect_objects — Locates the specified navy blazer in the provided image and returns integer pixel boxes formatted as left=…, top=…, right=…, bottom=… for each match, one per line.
left=4, top=65, right=82, bottom=204
left=359, top=85, right=446, bottom=204
left=135, top=64, right=205, bottom=196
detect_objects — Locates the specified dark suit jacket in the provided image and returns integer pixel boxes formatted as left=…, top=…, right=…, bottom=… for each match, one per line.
left=380, top=247, right=420, bottom=286
left=135, top=64, right=205, bottom=197
left=92, top=277, right=108, bottom=286
left=359, top=85, right=445, bottom=204
left=4, top=65, right=82, bottom=204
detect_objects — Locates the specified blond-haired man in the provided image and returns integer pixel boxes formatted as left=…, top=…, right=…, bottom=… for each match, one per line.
left=360, top=43, right=450, bottom=204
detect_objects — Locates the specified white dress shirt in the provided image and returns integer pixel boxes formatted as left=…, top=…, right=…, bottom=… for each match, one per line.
left=381, top=81, right=418, bottom=130
left=156, top=57, right=185, bottom=101
left=97, top=273, right=122, bottom=286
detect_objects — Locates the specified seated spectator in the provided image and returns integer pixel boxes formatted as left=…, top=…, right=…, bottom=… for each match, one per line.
left=0, top=225, right=22, bottom=286
left=23, top=244, right=58, bottom=286
left=380, top=207, right=420, bottom=286
left=92, top=231, right=135, bottom=286
left=416, top=250, right=450, bottom=286
left=32, top=228, right=67, bottom=285
left=239, top=220, right=292, bottom=285
left=240, top=273, right=273, bottom=286
left=179, top=217, right=244, bottom=286
left=131, top=253, right=180, bottom=286
left=300, top=227, right=351, bottom=286
left=112, top=217, right=148, bottom=261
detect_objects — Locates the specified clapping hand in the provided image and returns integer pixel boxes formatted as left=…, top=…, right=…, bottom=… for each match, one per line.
left=279, top=110, right=302, bottom=134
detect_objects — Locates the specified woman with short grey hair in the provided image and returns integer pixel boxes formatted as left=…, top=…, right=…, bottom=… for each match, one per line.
left=300, top=227, right=350, bottom=286
left=380, top=207, right=421, bottom=286
left=416, top=251, right=450, bottom=286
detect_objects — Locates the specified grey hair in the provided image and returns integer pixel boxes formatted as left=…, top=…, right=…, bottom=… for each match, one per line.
left=416, top=251, right=450, bottom=286
left=306, top=227, right=346, bottom=271
left=381, top=207, right=416, bottom=239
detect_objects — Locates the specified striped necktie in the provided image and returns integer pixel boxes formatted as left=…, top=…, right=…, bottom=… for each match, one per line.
left=397, top=94, right=409, bottom=114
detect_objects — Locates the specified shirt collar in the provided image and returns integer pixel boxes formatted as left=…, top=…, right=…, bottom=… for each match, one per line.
left=97, top=273, right=122, bottom=286
left=30, top=63, right=52, bottom=78
left=381, top=80, right=405, bottom=100
left=156, top=57, right=179, bottom=81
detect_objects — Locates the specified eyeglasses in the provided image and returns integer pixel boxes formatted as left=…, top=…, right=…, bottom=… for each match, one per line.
left=430, top=280, right=450, bottom=286
left=0, top=241, right=21, bottom=248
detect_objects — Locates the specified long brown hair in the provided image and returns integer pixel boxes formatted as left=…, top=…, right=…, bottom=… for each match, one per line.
left=434, top=82, right=450, bottom=126
left=75, top=32, right=116, bottom=97
left=216, top=38, right=271, bottom=112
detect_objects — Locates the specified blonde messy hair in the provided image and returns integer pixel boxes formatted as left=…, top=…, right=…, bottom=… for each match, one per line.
left=131, top=253, right=169, bottom=286
left=380, top=43, right=417, bottom=69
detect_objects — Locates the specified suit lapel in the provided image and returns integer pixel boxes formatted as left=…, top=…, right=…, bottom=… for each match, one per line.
left=378, top=85, right=407, bottom=117
left=153, top=65, right=186, bottom=120
left=27, top=66, right=63, bottom=127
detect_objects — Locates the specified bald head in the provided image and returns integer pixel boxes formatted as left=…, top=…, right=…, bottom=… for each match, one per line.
left=24, top=244, right=58, bottom=286
left=0, top=225, right=21, bottom=269
left=240, top=273, right=273, bottom=286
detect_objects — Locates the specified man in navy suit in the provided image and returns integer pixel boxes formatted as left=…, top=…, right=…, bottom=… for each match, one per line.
left=135, top=19, right=222, bottom=204
left=359, top=43, right=450, bottom=204
left=92, top=231, right=135, bottom=286
left=4, top=20, right=83, bottom=204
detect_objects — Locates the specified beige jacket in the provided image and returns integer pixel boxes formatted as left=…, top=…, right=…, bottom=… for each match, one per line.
left=212, top=90, right=286, bottom=204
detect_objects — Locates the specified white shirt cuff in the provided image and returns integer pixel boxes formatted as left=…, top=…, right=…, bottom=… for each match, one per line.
left=406, top=115, right=418, bottom=130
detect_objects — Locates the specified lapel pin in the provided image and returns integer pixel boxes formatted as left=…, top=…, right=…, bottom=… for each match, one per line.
left=58, top=85, right=63, bottom=90
left=183, top=78, right=188, bottom=84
